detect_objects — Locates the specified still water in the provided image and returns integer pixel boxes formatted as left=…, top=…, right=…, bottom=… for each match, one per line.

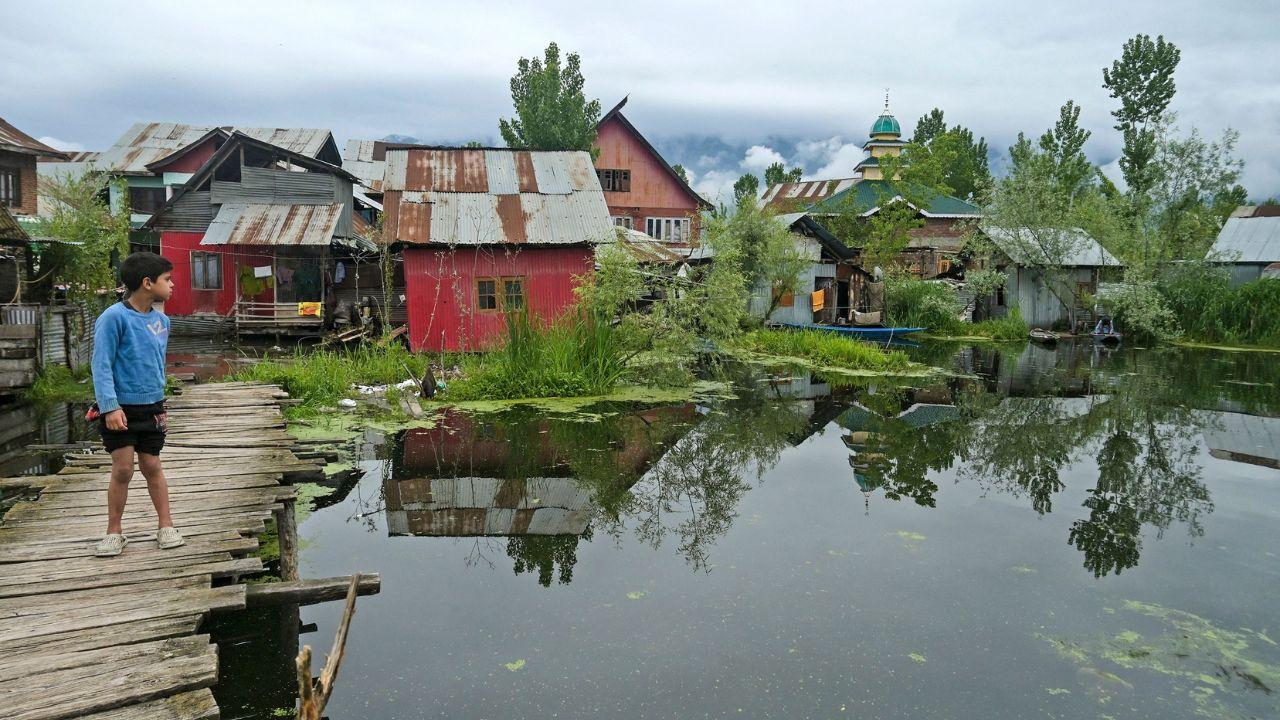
left=215, top=342, right=1280, bottom=719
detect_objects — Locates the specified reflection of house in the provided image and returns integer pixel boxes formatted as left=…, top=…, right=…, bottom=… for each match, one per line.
left=594, top=98, right=711, bottom=244
left=146, top=132, right=364, bottom=334
left=384, top=405, right=695, bottom=537
left=760, top=100, right=981, bottom=278
left=1208, top=208, right=1280, bottom=286
left=750, top=212, right=861, bottom=324
left=1203, top=411, right=1280, bottom=470
left=380, top=147, right=615, bottom=351
left=983, top=227, right=1121, bottom=329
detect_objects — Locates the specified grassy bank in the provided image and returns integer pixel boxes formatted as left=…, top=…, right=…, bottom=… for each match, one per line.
left=1159, top=269, right=1280, bottom=348
left=736, top=328, right=913, bottom=372
left=24, top=365, right=94, bottom=404
left=885, top=275, right=1029, bottom=342
left=230, top=343, right=431, bottom=413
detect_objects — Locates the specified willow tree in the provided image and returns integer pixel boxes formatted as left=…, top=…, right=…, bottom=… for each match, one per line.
left=499, top=42, right=601, bottom=154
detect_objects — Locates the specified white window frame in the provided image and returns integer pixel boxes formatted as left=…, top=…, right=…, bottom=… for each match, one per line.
left=610, top=216, right=633, bottom=229
left=645, top=217, right=691, bottom=243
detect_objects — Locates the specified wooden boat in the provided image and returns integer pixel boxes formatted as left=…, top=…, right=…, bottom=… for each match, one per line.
left=1092, top=332, right=1123, bottom=345
left=777, top=322, right=926, bottom=339
left=1029, top=328, right=1060, bottom=344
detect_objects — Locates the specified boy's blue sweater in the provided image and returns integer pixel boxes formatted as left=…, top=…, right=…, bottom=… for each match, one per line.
left=92, top=301, right=170, bottom=412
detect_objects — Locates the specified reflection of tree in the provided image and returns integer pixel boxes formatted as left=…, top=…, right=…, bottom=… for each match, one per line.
left=588, top=381, right=809, bottom=572
left=844, top=346, right=1219, bottom=578
left=507, top=530, right=590, bottom=587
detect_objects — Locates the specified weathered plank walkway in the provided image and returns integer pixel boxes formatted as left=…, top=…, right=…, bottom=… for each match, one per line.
left=0, top=382, right=319, bottom=720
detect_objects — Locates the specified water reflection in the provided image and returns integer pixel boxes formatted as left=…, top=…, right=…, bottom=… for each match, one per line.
left=377, top=341, right=1279, bottom=585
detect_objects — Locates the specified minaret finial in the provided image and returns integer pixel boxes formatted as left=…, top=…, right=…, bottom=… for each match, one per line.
left=884, top=88, right=890, bottom=114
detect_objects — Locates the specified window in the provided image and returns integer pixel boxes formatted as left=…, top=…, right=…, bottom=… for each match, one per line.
left=0, top=167, right=18, bottom=208
left=191, top=251, right=222, bottom=290
left=129, top=186, right=167, bottom=214
left=597, top=169, right=630, bottom=193
left=610, top=216, right=633, bottom=229
left=645, top=217, right=691, bottom=243
left=476, top=279, right=498, bottom=311
left=477, top=277, right=526, bottom=312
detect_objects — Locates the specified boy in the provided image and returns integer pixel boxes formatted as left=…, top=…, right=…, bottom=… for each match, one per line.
left=92, top=252, right=184, bottom=556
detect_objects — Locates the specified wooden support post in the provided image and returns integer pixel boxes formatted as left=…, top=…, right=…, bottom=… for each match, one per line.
left=275, top=499, right=299, bottom=582
left=295, top=574, right=361, bottom=720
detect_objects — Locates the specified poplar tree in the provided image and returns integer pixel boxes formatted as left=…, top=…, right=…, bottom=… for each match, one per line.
left=500, top=42, right=602, bottom=154
left=1102, top=34, right=1181, bottom=198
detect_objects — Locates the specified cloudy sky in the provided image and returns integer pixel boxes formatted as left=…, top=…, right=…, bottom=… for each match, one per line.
left=4, top=0, right=1277, bottom=203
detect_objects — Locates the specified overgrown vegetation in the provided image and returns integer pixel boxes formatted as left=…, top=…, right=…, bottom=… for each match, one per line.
left=884, top=274, right=1028, bottom=340
left=32, top=172, right=131, bottom=306
left=24, top=365, right=93, bottom=404
left=440, top=311, right=627, bottom=401
left=231, top=344, right=430, bottom=412
left=1157, top=265, right=1280, bottom=346
left=737, top=329, right=911, bottom=371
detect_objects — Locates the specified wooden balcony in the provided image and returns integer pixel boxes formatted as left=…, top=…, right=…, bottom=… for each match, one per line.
left=234, top=301, right=324, bottom=337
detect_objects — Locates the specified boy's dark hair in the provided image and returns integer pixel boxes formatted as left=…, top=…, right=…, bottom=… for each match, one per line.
left=119, top=252, right=174, bottom=292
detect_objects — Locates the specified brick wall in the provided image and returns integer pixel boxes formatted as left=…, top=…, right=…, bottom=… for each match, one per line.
left=0, top=150, right=38, bottom=217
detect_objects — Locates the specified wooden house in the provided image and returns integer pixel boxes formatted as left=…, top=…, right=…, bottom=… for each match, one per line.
left=1208, top=207, right=1280, bottom=285
left=39, top=123, right=340, bottom=244
left=983, top=226, right=1121, bottom=329
left=145, top=132, right=364, bottom=336
left=1, top=117, right=68, bottom=226
left=749, top=212, right=863, bottom=325
left=594, top=98, right=711, bottom=244
left=380, top=147, right=615, bottom=352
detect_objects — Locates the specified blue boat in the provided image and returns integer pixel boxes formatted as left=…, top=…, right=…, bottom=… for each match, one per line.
left=775, top=322, right=927, bottom=339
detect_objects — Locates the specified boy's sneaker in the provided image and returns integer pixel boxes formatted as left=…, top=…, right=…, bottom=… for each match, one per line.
left=157, top=526, right=185, bottom=549
left=95, top=534, right=128, bottom=557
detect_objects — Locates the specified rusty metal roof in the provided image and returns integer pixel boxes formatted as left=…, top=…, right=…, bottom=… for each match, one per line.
left=760, top=178, right=857, bottom=209
left=200, top=203, right=342, bottom=247
left=0, top=117, right=67, bottom=158
left=343, top=139, right=385, bottom=192
left=94, top=122, right=336, bottom=174
left=382, top=148, right=613, bottom=246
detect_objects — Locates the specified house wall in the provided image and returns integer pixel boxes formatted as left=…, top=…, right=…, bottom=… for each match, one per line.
left=595, top=118, right=701, bottom=242
left=748, top=238, right=838, bottom=325
left=404, top=245, right=594, bottom=352
left=1002, top=266, right=1098, bottom=328
left=160, top=231, right=287, bottom=315
left=1226, top=263, right=1264, bottom=286
left=0, top=150, right=38, bottom=217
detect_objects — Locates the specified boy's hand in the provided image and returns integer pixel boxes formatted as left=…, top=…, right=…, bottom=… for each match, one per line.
left=104, top=409, right=128, bottom=431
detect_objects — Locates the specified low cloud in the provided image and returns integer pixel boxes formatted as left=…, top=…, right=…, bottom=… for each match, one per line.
left=740, top=145, right=786, bottom=173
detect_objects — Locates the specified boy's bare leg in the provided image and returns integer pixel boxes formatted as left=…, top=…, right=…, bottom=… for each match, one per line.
left=138, top=452, right=174, bottom=529
left=106, top=447, right=136, bottom=535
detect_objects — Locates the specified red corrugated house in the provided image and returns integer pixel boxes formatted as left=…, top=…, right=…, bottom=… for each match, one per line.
left=380, top=147, right=615, bottom=352
left=594, top=98, right=711, bottom=245
left=145, top=132, right=365, bottom=335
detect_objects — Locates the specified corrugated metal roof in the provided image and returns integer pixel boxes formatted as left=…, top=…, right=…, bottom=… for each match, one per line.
left=0, top=206, right=28, bottom=243
left=984, top=226, right=1120, bottom=267
left=601, top=227, right=684, bottom=264
left=200, top=203, right=342, bottom=247
left=0, top=117, right=67, bottom=157
left=761, top=178, right=856, bottom=209
left=383, top=148, right=613, bottom=246
left=342, top=139, right=385, bottom=192
left=1210, top=217, right=1280, bottom=263
left=93, top=122, right=334, bottom=174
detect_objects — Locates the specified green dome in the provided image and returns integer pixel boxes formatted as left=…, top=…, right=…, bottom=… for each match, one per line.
left=871, top=113, right=900, bottom=136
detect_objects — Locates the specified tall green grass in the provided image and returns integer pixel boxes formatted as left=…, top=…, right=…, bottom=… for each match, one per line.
left=24, top=365, right=93, bottom=404
left=441, top=311, right=628, bottom=401
left=231, top=343, right=430, bottom=409
left=1160, top=266, right=1280, bottom=346
left=884, top=275, right=963, bottom=333
left=967, top=308, right=1030, bottom=341
left=739, top=328, right=911, bottom=371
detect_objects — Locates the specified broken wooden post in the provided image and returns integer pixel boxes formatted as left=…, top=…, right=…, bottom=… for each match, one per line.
left=275, top=499, right=300, bottom=582
left=295, top=574, right=361, bottom=720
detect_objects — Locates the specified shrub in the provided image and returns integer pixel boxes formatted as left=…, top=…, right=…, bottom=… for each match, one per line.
left=969, top=307, right=1030, bottom=341
left=884, top=275, right=963, bottom=333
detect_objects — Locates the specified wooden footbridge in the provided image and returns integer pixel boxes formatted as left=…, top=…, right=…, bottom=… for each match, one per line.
left=0, top=383, right=378, bottom=720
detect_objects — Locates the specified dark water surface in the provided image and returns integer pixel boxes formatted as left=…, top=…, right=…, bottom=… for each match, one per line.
left=216, top=342, right=1279, bottom=719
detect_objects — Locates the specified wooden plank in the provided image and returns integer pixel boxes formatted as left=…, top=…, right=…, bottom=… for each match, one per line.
left=0, top=634, right=211, bottom=682
left=0, top=557, right=262, bottom=599
left=245, top=574, right=381, bottom=607
left=77, top=689, right=219, bottom=720
left=0, top=615, right=202, bottom=657
left=0, top=325, right=37, bottom=339
left=0, top=586, right=243, bottom=646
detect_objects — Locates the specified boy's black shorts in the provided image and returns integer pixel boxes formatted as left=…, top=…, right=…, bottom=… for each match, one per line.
left=98, top=401, right=168, bottom=455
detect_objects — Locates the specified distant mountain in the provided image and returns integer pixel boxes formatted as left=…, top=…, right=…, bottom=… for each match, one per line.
left=380, top=134, right=421, bottom=144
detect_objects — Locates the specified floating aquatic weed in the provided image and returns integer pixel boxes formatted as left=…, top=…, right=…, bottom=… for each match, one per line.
left=1045, top=688, right=1071, bottom=695
left=893, top=530, right=926, bottom=551
left=1010, top=565, right=1038, bottom=574
left=626, top=591, right=646, bottom=600
left=504, top=659, right=526, bottom=671
left=908, top=653, right=927, bottom=664
left=1040, top=600, right=1280, bottom=716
